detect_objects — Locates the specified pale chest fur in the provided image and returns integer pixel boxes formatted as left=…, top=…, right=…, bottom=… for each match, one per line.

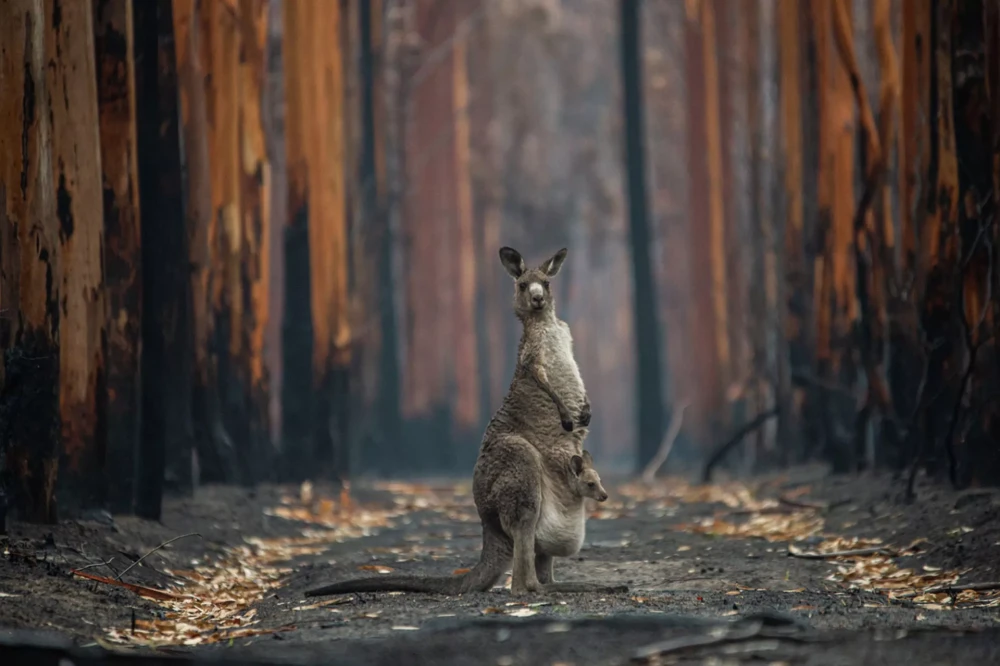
left=534, top=482, right=587, bottom=557
left=539, top=321, right=585, bottom=404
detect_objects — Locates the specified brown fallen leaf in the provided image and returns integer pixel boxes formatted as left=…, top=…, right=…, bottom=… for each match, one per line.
left=453, top=568, right=471, bottom=575
left=358, top=565, right=394, bottom=574
left=791, top=605, right=816, bottom=611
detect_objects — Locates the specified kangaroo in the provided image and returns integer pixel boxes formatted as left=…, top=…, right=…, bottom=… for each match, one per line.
left=305, top=247, right=627, bottom=597
left=305, top=450, right=614, bottom=596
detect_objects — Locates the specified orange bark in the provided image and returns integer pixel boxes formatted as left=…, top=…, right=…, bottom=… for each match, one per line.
left=173, top=0, right=214, bottom=387
left=452, top=33, right=480, bottom=429
left=237, top=0, right=270, bottom=390
left=201, top=0, right=242, bottom=357
left=700, top=0, right=731, bottom=401
left=283, top=0, right=351, bottom=378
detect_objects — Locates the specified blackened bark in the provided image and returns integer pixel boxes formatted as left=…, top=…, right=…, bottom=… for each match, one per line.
left=621, top=0, right=667, bottom=470
left=133, top=0, right=192, bottom=518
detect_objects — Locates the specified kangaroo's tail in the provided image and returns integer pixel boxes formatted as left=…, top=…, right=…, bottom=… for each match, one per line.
left=305, top=529, right=509, bottom=597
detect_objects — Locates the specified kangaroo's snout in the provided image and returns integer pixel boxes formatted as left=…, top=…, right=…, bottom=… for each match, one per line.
left=596, top=490, right=608, bottom=502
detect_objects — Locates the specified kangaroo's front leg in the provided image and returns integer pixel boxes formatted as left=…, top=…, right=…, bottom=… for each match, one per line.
left=526, top=360, right=575, bottom=432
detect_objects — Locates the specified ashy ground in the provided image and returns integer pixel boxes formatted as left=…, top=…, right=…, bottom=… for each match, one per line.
left=1, top=465, right=1000, bottom=665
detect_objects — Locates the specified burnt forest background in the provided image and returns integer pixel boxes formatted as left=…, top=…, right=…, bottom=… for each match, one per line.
left=2, top=0, right=1000, bottom=525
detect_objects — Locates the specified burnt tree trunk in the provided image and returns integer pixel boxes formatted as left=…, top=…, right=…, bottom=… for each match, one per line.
left=46, top=0, right=109, bottom=515
left=133, top=0, right=191, bottom=518
left=94, top=0, right=142, bottom=513
left=621, top=0, right=666, bottom=470
left=172, top=0, right=236, bottom=485
left=0, top=0, right=61, bottom=524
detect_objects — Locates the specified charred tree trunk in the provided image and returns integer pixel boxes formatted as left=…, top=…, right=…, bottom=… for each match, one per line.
left=357, top=0, right=402, bottom=476
left=94, top=0, right=142, bottom=513
left=133, top=0, right=191, bottom=518
left=282, top=0, right=352, bottom=483
left=172, top=0, right=236, bottom=485
left=45, top=0, right=109, bottom=514
left=0, top=0, right=61, bottom=524
left=621, top=0, right=666, bottom=469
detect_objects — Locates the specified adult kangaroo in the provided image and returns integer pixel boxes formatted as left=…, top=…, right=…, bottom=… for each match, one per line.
left=306, top=247, right=627, bottom=597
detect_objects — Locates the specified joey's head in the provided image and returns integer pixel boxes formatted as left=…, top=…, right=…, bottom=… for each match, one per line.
left=498, top=246, right=568, bottom=320
left=569, top=450, right=608, bottom=502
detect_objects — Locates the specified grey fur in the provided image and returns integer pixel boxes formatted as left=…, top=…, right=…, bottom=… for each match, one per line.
left=305, top=248, right=626, bottom=598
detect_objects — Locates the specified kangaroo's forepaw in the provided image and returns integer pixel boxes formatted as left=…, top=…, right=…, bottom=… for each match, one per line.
left=578, top=402, right=591, bottom=427
left=561, top=417, right=574, bottom=432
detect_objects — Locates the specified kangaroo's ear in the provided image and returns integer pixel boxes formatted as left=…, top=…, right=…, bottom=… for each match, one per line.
left=581, top=449, right=593, bottom=467
left=570, top=455, right=584, bottom=477
left=541, top=248, right=568, bottom=276
left=499, top=246, right=526, bottom=279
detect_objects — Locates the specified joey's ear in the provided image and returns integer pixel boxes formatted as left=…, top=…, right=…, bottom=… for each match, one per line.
left=570, top=455, right=584, bottom=476
left=581, top=449, right=593, bottom=467
left=540, top=248, right=568, bottom=277
left=499, top=246, right=526, bottom=279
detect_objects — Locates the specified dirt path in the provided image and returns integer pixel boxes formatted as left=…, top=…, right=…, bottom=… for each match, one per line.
left=2, top=467, right=999, bottom=664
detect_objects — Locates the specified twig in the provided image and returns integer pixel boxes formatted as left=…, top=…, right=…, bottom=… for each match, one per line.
left=787, top=544, right=891, bottom=559
left=702, top=407, right=780, bottom=483
left=70, top=569, right=187, bottom=602
left=115, top=533, right=201, bottom=582
left=74, top=557, right=119, bottom=577
left=922, top=581, right=1000, bottom=594
left=641, top=399, right=689, bottom=484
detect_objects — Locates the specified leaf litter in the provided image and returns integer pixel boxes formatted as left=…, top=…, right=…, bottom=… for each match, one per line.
left=634, top=477, right=1000, bottom=611
left=102, top=483, right=420, bottom=647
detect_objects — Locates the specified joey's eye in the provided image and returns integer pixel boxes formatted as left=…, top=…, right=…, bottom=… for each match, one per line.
left=518, top=283, right=527, bottom=291
left=587, top=482, right=595, bottom=488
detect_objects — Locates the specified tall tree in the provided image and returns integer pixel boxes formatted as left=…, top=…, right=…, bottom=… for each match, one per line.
left=45, top=0, right=109, bottom=512
left=172, top=0, right=236, bottom=484
left=0, top=0, right=61, bottom=523
left=133, top=0, right=190, bottom=519
left=621, top=0, right=666, bottom=469
left=94, top=0, right=143, bottom=513
left=282, top=0, right=352, bottom=482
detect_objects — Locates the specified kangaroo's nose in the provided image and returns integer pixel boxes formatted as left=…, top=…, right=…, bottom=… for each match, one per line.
left=531, top=294, right=544, bottom=306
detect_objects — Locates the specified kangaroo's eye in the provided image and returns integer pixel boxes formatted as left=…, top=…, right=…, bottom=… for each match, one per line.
left=518, top=282, right=527, bottom=291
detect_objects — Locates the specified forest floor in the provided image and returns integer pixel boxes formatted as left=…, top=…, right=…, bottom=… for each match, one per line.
left=2, top=465, right=1000, bottom=665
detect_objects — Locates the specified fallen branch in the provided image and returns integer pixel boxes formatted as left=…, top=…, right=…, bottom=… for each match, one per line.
left=787, top=544, right=891, bottom=560
left=641, top=399, right=690, bottom=484
left=70, top=569, right=187, bottom=602
left=922, top=581, right=1000, bottom=594
left=115, top=533, right=201, bottom=581
left=777, top=496, right=851, bottom=512
left=702, top=407, right=780, bottom=483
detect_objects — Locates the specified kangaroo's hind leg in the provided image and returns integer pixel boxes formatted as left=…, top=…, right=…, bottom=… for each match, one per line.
left=535, top=553, right=554, bottom=584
